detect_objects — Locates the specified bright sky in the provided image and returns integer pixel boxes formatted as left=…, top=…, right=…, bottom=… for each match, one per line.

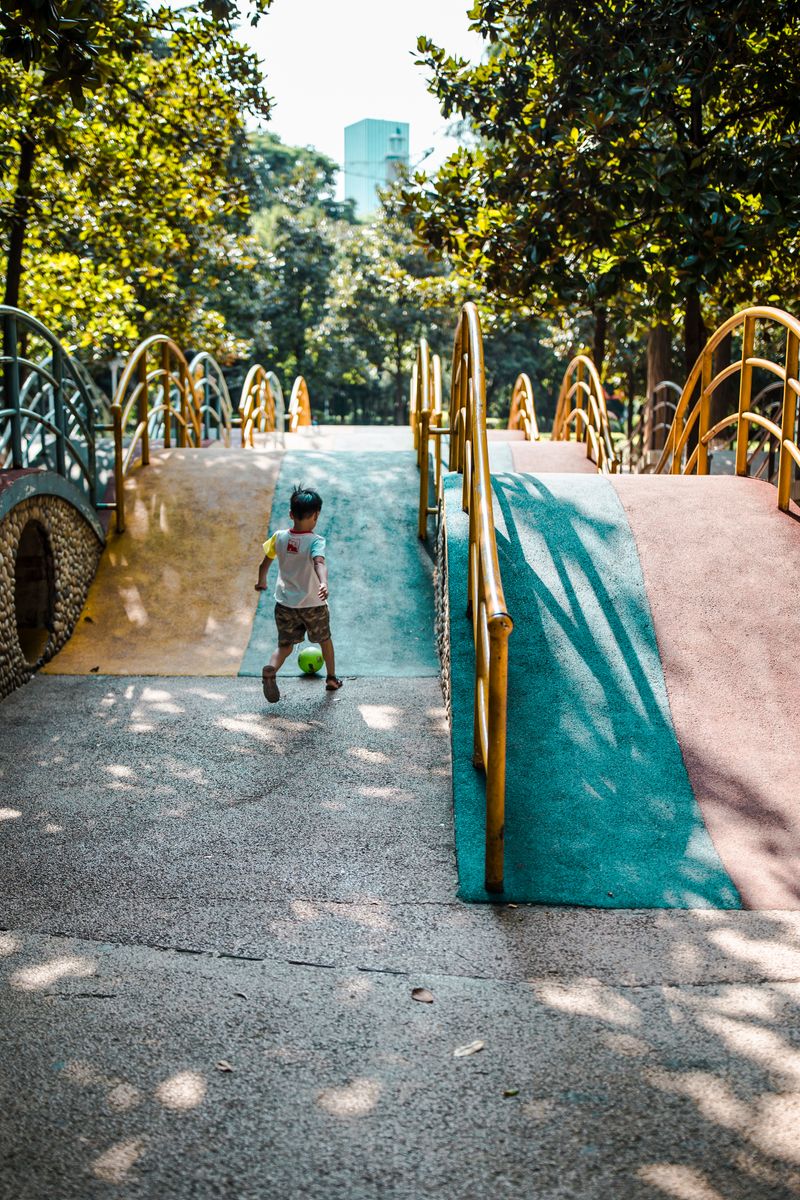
left=241, top=0, right=483, bottom=186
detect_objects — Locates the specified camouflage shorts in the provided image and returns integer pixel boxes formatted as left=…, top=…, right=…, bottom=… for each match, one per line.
left=275, top=602, right=331, bottom=646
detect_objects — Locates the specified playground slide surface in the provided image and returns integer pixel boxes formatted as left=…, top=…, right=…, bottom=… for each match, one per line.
left=44, top=446, right=281, bottom=676
left=239, top=449, right=438, bottom=679
left=445, top=471, right=740, bottom=908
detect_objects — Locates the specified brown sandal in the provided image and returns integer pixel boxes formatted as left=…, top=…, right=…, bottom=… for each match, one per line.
left=262, top=666, right=280, bottom=703
left=326, top=675, right=343, bottom=692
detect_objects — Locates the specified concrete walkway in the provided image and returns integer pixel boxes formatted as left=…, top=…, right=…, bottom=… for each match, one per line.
left=3, top=429, right=800, bottom=1197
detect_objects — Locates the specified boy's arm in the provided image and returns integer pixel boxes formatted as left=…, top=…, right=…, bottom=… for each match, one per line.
left=256, top=533, right=278, bottom=591
left=313, top=556, right=328, bottom=602
left=255, top=555, right=271, bottom=591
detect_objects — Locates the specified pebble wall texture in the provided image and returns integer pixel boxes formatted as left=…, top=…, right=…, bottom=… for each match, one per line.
left=435, top=510, right=452, bottom=721
left=0, top=495, right=102, bottom=700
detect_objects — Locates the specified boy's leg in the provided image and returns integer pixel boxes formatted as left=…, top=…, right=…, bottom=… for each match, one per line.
left=262, top=645, right=293, bottom=702
left=319, top=638, right=342, bottom=691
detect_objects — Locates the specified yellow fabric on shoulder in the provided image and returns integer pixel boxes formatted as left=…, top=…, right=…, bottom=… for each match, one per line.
left=263, top=532, right=278, bottom=558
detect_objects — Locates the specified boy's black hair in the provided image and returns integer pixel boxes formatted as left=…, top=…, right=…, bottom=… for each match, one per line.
left=290, top=485, right=323, bottom=520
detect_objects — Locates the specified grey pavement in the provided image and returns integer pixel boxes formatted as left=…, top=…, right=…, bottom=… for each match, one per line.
left=3, top=676, right=800, bottom=1197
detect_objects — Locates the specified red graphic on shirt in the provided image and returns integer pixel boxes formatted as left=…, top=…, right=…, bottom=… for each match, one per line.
left=287, top=539, right=299, bottom=554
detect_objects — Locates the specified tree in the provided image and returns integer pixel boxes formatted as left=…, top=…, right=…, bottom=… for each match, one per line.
left=0, top=6, right=271, bottom=357
left=406, top=0, right=800, bottom=372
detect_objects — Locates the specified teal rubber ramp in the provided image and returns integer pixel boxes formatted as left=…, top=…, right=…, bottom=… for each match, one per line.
left=240, top=451, right=439, bottom=678
left=444, top=471, right=741, bottom=908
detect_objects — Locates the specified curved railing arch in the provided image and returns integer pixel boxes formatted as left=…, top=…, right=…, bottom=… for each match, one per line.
left=448, top=302, right=513, bottom=894
left=287, top=376, right=312, bottom=432
left=552, top=354, right=618, bottom=472
left=189, top=352, right=233, bottom=446
left=0, top=306, right=110, bottom=514
left=654, top=306, right=800, bottom=510
left=507, top=372, right=540, bottom=441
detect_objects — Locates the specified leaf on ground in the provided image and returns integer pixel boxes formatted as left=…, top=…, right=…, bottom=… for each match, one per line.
left=411, top=987, right=434, bottom=1003
left=234, top=992, right=248, bottom=999
left=84, top=615, right=94, bottom=623
left=453, top=1040, right=484, bottom=1058
left=503, top=1088, right=519, bottom=1097
left=90, top=666, right=100, bottom=672
left=215, top=1060, right=234, bottom=1072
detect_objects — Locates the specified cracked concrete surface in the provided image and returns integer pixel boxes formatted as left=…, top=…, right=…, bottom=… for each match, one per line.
left=3, top=674, right=800, bottom=1197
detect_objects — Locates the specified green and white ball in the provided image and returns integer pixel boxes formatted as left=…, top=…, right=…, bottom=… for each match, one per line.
left=298, top=646, right=324, bottom=675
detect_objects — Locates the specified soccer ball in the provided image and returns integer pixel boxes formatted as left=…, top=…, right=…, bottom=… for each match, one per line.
left=298, top=646, right=324, bottom=675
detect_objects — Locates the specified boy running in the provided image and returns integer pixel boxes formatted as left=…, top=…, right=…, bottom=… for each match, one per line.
left=255, top=485, right=342, bottom=702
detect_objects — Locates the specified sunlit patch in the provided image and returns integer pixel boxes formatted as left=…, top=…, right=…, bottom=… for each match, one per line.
left=358, top=786, right=415, bottom=804
left=638, top=1163, right=726, bottom=1199
left=358, top=705, right=400, bottom=730
left=645, top=1068, right=746, bottom=1131
left=129, top=724, right=155, bottom=734
left=43, top=823, right=63, bottom=834
left=0, top=933, right=21, bottom=957
left=11, top=955, right=96, bottom=992
left=316, top=1077, right=381, bottom=1117
left=62, top=1060, right=108, bottom=1086
left=290, top=900, right=318, bottom=922
left=521, top=1098, right=556, bottom=1121
left=107, top=1082, right=142, bottom=1112
left=92, top=1136, right=146, bottom=1184
left=320, top=800, right=345, bottom=811
left=699, top=1012, right=800, bottom=1086
left=701, top=986, right=776, bottom=1020
left=106, top=765, right=133, bottom=779
left=118, top=585, right=149, bottom=627
left=155, top=1070, right=206, bottom=1110
left=335, top=976, right=372, bottom=1005
left=531, top=981, right=639, bottom=1026
left=216, top=715, right=282, bottom=746
left=333, top=903, right=392, bottom=931
left=347, top=747, right=390, bottom=764
left=601, top=1031, right=651, bottom=1058
left=0, top=808, right=22, bottom=821
left=709, top=928, right=800, bottom=978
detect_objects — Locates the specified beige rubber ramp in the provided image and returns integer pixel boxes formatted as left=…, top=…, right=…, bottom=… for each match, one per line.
left=44, top=446, right=281, bottom=676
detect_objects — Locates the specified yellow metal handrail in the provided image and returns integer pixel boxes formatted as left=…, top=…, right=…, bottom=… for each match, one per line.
left=449, top=303, right=513, bottom=894
left=414, top=338, right=445, bottom=539
left=239, top=365, right=276, bottom=446
left=552, top=354, right=618, bottom=472
left=655, top=306, right=800, bottom=511
left=189, top=352, right=232, bottom=446
left=287, top=376, right=312, bottom=432
left=110, top=335, right=202, bottom=533
left=507, top=372, right=540, bottom=441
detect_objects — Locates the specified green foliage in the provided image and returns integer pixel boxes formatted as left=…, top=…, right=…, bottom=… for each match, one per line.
left=406, top=0, right=800, bottom=364
left=0, top=4, right=270, bottom=361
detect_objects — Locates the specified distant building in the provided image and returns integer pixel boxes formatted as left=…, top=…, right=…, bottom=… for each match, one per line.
left=344, top=119, right=409, bottom=217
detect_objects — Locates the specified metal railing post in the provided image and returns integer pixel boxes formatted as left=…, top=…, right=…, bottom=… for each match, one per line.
left=778, top=330, right=799, bottom=511
left=138, top=354, right=150, bottom=466
left=736, top=316, right=756, bottom=477
left=418, top=408, right=431, bottom=541
left=162, top=343, right=172, bottom=449
left=52, top=345, right=66, bottom=478
left=112, top=403, right=125, bottom=534
left=4, top=312, right=23, bottom=468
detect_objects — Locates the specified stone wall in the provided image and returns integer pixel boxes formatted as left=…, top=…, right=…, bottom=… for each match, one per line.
left=0, top=495, right=102, bottom=700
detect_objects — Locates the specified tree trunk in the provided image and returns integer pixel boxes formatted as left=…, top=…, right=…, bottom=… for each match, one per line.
left=684, top=286, right=707, bottom=376
left=4, top=131, right=36, bottom=308
left=711, top=331, right=736, bottom=430
left=593, top=305, right=607, bottom=373
left=645, top=323, right=672, bottom=452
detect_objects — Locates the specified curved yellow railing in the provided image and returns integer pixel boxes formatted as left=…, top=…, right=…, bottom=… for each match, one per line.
left=239, top=365, right=277, bottom=446
left=287, top=376, right=312, bottom=432
left=552, top=354, right=618, bottom=472
left=111, top=335, right=203, bottom=533
left=189, top=352, right=233, bottom=447
left=449, top=302, right=513, bottom=894
left=507, top=372, right=540, bottom=441
left=655, top=307, right=800, bottom=511
left=413, top=337, right=445, bottom=539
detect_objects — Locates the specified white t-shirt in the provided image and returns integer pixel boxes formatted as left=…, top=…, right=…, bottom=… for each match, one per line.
left=263, top=529, right=326, bottom=608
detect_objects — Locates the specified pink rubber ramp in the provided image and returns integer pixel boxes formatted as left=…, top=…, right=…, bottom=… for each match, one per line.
left=612, top=475, right=800, bottom=909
